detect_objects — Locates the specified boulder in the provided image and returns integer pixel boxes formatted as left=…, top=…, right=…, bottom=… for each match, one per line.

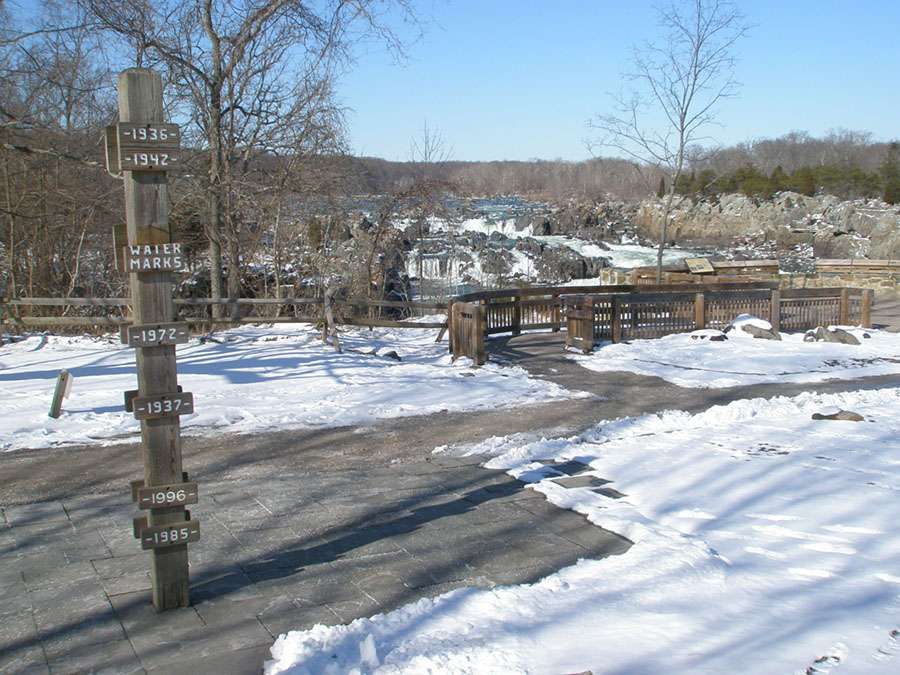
left=811, top=408, right=864, bottom=422
left=804, top=326, right=861, bottom=345
left=724, top=314, right=781, bottom=340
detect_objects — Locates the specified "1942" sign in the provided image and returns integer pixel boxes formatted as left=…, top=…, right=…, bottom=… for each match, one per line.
left=132, top=391, right=194, bottom=420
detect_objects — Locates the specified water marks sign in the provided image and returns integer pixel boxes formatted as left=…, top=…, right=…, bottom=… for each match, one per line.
left=123, top=243, right=187, bottom=272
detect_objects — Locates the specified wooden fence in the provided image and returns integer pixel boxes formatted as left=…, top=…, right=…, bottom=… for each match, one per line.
left=564, top=287, right=873, bottom=351
left=0, top=296, right=448, bottom=332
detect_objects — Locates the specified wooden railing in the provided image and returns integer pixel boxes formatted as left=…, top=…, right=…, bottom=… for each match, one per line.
left=0, top=296, right=448, bottom=331
left=564, top=287, right=873, bottom=349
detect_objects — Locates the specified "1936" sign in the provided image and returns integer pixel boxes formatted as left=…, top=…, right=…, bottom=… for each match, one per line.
left=132, top=391, right=194, bottom=420
left=116, top=123, right=181, bottom=172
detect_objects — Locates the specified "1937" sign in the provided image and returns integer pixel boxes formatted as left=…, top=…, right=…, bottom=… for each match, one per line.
left=132, top=391, right=194, bottom=420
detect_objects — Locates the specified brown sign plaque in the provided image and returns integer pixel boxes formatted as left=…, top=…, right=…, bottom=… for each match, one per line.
left=132, top=392, right=194, bottom=420
left=140, top=520, right=201, bottom=550
left=137, top=482, right=199, bottom=509
left=124, top=323, right=190, bottom=347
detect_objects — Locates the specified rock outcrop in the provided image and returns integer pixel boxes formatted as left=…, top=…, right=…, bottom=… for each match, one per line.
left=632, top=192, right=900, bottom=264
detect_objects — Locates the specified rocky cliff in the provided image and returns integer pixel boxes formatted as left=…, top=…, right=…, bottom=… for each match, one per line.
left=633, top=192, right=900, bottom=265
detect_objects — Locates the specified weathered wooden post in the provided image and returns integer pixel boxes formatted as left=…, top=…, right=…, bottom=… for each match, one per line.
left=839, top=288, right=851, bottom=325
left=770, top=289, right=781, bottom=332
left=861, top=289, right=874, bottom=328
left=693, top=292, right=706, bottom=330
left=113, top=68, right=197, bottom=611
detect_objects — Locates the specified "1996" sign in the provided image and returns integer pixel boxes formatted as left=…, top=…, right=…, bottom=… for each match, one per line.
left=137, top=481, right=199, bottom=509
left=132, top=391, right=194, bottom=420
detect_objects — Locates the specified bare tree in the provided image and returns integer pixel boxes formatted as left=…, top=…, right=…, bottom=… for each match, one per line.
left=83, top=0, right=422, bottom=314
left=589, top=0, right=750, bottom=280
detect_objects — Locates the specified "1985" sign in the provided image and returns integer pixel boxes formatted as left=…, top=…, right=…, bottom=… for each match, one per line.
left=140, top=520, right=200, bottom=550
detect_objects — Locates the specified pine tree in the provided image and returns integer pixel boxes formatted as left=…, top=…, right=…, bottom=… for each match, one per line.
left=657, top=177, right=666, bottom=199
left=880, top=142, right=900, bottom=205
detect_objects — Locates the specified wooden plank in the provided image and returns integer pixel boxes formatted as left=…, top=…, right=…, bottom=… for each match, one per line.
left=48, top=369, right=73, bottom=419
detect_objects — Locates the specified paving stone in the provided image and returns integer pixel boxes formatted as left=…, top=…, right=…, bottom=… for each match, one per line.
left=551, top=474, right=611, bottom=489
left=257, top=598, right=342, bottom=637
left=146, top=643, right=274, bottom=675
left=45, top=639, right=142, bottom=675
left=4, top=501, right=70, bottom=526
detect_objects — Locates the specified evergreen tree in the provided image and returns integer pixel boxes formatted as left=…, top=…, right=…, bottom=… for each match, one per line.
left=657, top=177, right=666, bottom=199
left=880, top=142, right=900, bottom=204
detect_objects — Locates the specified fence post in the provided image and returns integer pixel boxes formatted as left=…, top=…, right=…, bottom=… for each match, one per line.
left=770, top=290, right=781, bottom=332
left=861, top=289, right=874, bottom=328
left=512, top=294, right=521, bottom=336
left=451, top=303, right=462, bottom=360
left=474, top=303, right=486, bottom=366
left=694, top=292, right=705, bottom=330
left=552, top=292, right=561, bottom=332
left=840, top=288, right=851, bottom=325
left=611, top=295, right=622, bottom=344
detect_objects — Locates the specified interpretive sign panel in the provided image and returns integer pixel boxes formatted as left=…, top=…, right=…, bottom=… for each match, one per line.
left=140, top=520, right=200, bottom=550
left=684, top=257, right=715, bottom=274
left=123, top=243, right=187, bottom=272
left=132, top=392, right=194, bottom=420
left=124, top=323, right=190, bottom=347
left=137, top=482, right=199, bottom=509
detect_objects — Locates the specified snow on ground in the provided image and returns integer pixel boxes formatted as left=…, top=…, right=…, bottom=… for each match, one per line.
left=0, top=321, right=577, bottom=452
left=266, top=385, right=900, bottom=674
left=571, top=325, right=900, bottom=388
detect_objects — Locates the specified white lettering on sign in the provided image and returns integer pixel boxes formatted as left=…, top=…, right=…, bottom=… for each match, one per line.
left=137, top=482, right=199, bottom=509
left=122, top=126, right=171, bottom=142
left=128, top=243, right=182, bottom=256
left=132, top=392, right=194, bottom=420
left=127, top=323, right=190, bottom=347
left=123, top=244, right=187, bottom=273
left=122, top=152, right=177, bottom=168
left=140, top=520, right=201, bottom=550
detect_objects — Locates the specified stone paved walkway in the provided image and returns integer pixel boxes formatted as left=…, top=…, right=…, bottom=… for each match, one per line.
left=1, top=450, right=629, bottom=674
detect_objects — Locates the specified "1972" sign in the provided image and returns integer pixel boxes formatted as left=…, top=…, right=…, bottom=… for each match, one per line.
left=125, top=322, right=190, bottom=347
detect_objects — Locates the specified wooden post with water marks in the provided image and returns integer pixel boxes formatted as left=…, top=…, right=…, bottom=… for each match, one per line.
left=117, top=68, right=195, bottom=611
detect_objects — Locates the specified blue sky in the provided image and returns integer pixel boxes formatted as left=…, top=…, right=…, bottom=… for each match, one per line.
left=341, top=0, right=900, bottom=162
